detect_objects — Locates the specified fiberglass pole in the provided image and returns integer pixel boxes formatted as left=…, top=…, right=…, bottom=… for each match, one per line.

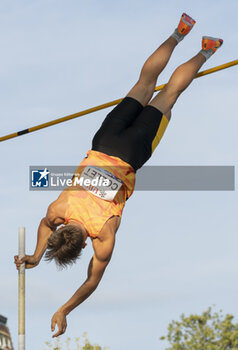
left=18, top=227, right=25, bottom=350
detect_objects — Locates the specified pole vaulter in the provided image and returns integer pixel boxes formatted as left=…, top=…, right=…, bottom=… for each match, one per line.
left=13, top=13, right=237, bottom=338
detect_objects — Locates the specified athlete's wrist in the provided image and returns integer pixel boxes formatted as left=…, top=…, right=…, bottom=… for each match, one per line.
left=58, top=305, right=71, bottom=316
left=32, top=251, right=43, bottom=263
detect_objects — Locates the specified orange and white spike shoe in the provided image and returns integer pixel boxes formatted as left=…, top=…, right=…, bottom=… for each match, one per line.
left=202, top=36, right=223, bottom=53
left=200, top=36, right=223, bottom=60
left=178, top=13, right=196, bottom=35
left=172, top=13, right=196, bottom=43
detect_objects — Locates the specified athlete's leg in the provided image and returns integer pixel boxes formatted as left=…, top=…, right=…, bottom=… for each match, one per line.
left=125, top=37, right=224, bottom=170
left=127, top=13, right=196, bottom=106
left=149, top=36, right=223, bottom=120
left=117, top=54, right=206, bottom=169
left=149, top=53, right=206, bottom=120
left=127, top=37, right=178, bottom=106
left=92, top=13, right=196, bottom=166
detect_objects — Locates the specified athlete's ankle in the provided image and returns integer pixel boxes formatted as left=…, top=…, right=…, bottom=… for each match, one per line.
left=172, top=13, right=196, bottom=43
left=171, top=28, right=184, bottom=44
left=199, top=36, right=223, bottom=61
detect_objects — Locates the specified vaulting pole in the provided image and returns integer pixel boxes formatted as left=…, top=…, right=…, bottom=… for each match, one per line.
left=18, top=227, right=25, bottom=350
left=0, top=59, right=237, bottom=143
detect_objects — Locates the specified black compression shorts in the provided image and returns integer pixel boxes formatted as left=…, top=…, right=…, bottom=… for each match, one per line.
left=92, top=97, right=168, bottom=171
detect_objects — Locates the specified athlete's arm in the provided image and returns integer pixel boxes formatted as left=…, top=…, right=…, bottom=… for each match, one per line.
left=14, top=217, right=54, bottom=269
left=51, top=236, right=115, bottom=337
left=14, top=201, right=65, bottom=269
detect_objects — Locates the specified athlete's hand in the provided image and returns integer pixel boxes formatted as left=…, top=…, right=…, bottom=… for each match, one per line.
left=51, top=310, right=67, bottom=338
left=14, top=255, right=40, bottom=270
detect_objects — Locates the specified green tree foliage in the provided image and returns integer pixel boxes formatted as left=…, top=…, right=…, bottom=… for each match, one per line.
left=44, top=332, right=107, bottom=350
left=160, top=307, right=238, bottom=349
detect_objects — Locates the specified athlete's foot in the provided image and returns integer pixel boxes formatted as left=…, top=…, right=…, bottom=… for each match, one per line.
left=172, top=13, right=196, bottom=43
left=200, top=36, right=223, bottom=60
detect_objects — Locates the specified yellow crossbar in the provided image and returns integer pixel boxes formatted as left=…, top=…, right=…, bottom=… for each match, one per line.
left=0, top=59, right=237, bottom=143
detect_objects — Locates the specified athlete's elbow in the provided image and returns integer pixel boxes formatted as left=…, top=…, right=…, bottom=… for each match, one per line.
left=40, top=217, right=48, bottom=226
left=87, top=277, right=102, bottom=291
left=41, top=216, right=54, bottom=229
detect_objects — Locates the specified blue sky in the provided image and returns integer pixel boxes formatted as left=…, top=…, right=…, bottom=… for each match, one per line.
left=0, top=1, right=237, bottom=349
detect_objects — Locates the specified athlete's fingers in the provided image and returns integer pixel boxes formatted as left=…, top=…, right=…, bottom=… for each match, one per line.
left=14, top=256, right=22, bottom=269
left=14, top=256, right=22, bottom=263
left=51, top=311, right=67, bottom=338
left=52, top=331, right=60, bottom=338
left=19, top=256, right=28, bottom=263
left=63, top=321, right=67, bottom=333
left=14, top=256, right=25, bottom=265
left=51, top=318, right=56, bottom=332
left=52, top=327, right=64, bottom=338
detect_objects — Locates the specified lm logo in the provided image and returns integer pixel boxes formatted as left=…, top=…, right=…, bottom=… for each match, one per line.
left=31, top=168, right=50, bottom=188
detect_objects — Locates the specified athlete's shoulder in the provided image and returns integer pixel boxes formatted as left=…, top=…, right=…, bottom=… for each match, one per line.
left=46, top=199, right=66, bottom=226
left=92, top=220, right=118, bottom=262
left=101, top=215, right=121, bottom=237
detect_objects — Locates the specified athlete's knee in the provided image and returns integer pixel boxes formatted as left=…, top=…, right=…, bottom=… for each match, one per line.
left=161, top=84, right=181, bottom=110
left=153, top=86, right=178, bottom=114
left=149, top=88, right=175, bottom=118
left=127, top=80, right=155, bottom=106
left=164, top=80, right=182, bottom=97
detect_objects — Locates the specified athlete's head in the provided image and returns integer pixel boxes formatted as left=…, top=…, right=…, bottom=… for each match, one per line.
left=45, top=223, right=87, bottom=268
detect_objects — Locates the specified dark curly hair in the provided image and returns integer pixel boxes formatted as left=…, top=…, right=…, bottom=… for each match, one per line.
left=45, top=224, right=85, bottom=268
